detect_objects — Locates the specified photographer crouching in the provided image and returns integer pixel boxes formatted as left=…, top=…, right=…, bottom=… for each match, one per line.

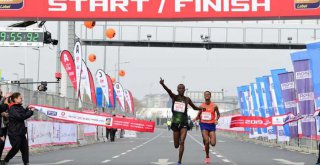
left=1, top=92, right=35, bottom=165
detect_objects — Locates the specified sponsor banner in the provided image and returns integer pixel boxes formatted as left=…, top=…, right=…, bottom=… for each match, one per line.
left=30, top=105, right=155, bottom=133
left=74, top=41, right=82, bottom=98
left=60, top=50, right=77, bottom=91
left=84, top=124, right=97, bottom=137
left=263, top=76, right=277, bottom=140
left=87, top=68, right=97, bottom=106
left=114, top=82, right=125, bottom=111
left=2, top=1, right=320, bottom=20
left=124, top=89, right=134, bottom=114
left=271, top=69, right=290, bottom=141
left=230, top=116, right=272, bottom=128
left=238, top=86, right=251, bottom=134
left=292, top=59, right=317, bottom=137
left=256, top=77, right=268, bottom=135
left=106, top=74, right=115, bottom=108
left=250, top=83, right=262, bottom=137
left=52, top=122, right=77, bottom=144
left=217, top=115, right=245, bottom=133
left=96, top=69, right=110, bottom=107
left=80, top=60, right=94, bottom=103
left=278, top=72, right=299, bottom=138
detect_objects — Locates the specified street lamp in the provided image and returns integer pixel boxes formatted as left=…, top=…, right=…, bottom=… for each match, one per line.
left=32, top=47, right=41, bottom=83
left=13, top=73, right=19, bottom=80
left=18, top=62, right=25, bottom=79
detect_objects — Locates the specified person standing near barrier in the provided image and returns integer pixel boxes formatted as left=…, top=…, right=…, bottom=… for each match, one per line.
left=160, top=77, right=205, bottom=165
left=0, top=92, right=11, bottom=159
left=193, top=91, right=220, bottom=164
left=1, top=92, right=35, bottom=165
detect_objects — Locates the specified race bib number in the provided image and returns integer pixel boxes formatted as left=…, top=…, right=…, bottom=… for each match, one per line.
left=201, top=112, right=212, bottom=121
left=174, top=102, right=185, bottom=113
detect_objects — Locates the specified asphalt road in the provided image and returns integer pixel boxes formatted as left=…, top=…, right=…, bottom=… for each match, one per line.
left=5, top=129, right=317, bottom=165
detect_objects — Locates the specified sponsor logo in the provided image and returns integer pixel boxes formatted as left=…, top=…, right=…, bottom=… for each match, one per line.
left=298, top=92, right=314, bottom=101
left=284, top=101, right=297, bottom=109
left=295, top=70, right=311, bottom=79
left=295, top=0, right=320, bottom=10
left=281, top=82, right=295, bottom=90
left=47, top=111, right=58, bottom=116
left=0, top=0, right=23, bottom=10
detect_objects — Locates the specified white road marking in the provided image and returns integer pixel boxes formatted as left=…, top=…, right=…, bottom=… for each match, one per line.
left=13, top=160, right=74, bottom=165
left=216, top=155, right=223, bottom=158
left=112, top=155, right=120, bottom=159
left=273, top=159, right=305, bottom=165
left=211, top=152, right=217, bottom=155
left=222, top=159, right=231, bottom=163
left=101, top=160, right=111, bottom=163
left=151, top=159, right=175, bottom=165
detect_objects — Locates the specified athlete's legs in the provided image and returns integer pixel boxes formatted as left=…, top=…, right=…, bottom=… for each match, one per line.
left=178, top=128, right=187, bottom=163
left=202, top=130, right=210, bottom=158
left=173, top=131, right=180, bottom=149
left=209, top=131, right=216, bottom=147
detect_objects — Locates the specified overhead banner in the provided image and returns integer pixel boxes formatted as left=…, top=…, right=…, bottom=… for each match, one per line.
left=31, top=105, right=155, bottom=133
left=114, top=82, right=125, bottom=111
left=60, top=50, right=77, bottom=91
left=96, top=69, right=110, bottom=107
left=292, top=59, right=317, bottom=137
left=2, top=1, right=320, bottom=20
left=278, top=72, right=299, bottom=138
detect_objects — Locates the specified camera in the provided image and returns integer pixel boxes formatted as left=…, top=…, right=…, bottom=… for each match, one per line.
left=44, top=31, right=58, bottom=46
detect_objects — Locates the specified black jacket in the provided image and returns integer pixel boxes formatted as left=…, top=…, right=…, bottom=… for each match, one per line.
left=8, top=104, right=33, bottom=136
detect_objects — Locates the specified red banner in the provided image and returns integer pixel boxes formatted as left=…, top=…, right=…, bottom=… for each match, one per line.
left=31, top=105, right=155, bottom=133
left=230, top=116, right=272, bottom=128
left=60, top=50, right=77, bottom=91
left=87, top=69, right=97, bottom=106
left=1, top=0, right=320, bottom=20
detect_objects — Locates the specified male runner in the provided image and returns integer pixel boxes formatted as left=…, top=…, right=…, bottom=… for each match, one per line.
left=194, top=91, right=220, bottom=164
left=160, top=77, right=205, bottom=165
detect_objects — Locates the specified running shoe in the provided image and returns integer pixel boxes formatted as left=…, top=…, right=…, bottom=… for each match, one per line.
left=205, top=157, right=211, bottom=164
left=177, top=162, right=181, bottom=165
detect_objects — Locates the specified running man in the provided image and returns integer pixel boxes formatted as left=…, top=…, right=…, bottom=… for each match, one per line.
left=194, top=91, right=220, bottom=164
left=160, top=77, right=205, bottom=165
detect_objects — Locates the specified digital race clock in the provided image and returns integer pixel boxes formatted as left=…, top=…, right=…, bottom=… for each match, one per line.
left=0, top=27, right=44, bottom=47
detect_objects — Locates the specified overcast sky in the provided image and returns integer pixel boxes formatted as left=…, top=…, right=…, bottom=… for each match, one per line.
left=0, top=20, right=319, bottom=99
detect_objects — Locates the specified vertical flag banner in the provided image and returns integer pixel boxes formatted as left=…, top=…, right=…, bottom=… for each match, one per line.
left=80, top=60, right=93, bottom=103
left=264, top=76, right=277, bottom=140
left=278, top=72, right=299, bottom=138
left=60, top=50, right=77, bottom=91
left=96, top=87, right=103, bottom=108
left=239, top=86, right=250, bottom=134
left=243, top=86, right=256, bottom=137
left=128, top=91, right=135, bottom=114
left=74, top=41, right=82, bottom=98
left=124, top=90, right=134, bottom=114
left=250, top=83, right=262, bottom=137
left=96, top=70, right=110, bottom=107
left=106, top=74, right=115, bottom=108
left=87, top=69, right=97, bottom=106
left=271, top=69, right=290, bottom=141
left=292, top=60, right=316, bottom=138
left=114, top=82, right=125, bottom=112
left=256, top=77, right=268, bottom=135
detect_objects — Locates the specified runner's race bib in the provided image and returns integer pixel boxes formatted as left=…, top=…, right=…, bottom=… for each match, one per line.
left=201, top=112, right=212, bottom=121
left=174, top=102, right=185, bottom=113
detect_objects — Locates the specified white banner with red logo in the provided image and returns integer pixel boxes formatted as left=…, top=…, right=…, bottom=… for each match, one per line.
left=124, top=89, right=134, bottom=114
left=74, top=41, right=82, bottom=97
left=1, top=1, right=320, bottom=20
left=96, top=69, right=110, bottom=107
left=114, top=82, right=125, bottom=112
left=30, top=105, right=155, bottom=133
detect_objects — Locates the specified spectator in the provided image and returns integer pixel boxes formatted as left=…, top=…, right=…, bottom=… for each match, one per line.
left=0, top=92, right=11, bottom=159
left=1, top=92, right=35, bottom=165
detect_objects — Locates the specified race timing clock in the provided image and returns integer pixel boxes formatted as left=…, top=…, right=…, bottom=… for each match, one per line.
left=0, top=27, right=44, bottom=47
